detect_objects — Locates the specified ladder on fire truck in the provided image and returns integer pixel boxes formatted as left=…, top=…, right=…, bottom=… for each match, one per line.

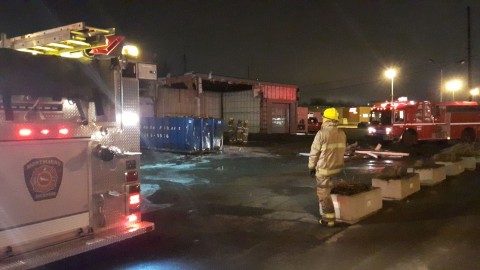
left=0, top=22, right=124, bottom=58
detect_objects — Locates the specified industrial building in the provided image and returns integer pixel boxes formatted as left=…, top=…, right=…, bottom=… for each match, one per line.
left=140, top=73, right=299, bottom=134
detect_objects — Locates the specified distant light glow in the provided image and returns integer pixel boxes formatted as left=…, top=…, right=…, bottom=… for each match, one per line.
left=445, top=80, right=463, bottom=92
left=470, top=88, right=479, bottom=96
left=40, top=129, right=50, bottom=135
left=368, top=127, right=376, bottom=134
left=384, top=68, right=397, bottom=79
left=386, top=127, right=392, bottom=135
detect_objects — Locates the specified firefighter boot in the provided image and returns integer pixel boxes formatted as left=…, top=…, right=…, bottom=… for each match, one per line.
left=319, top=213, right=335, bottom=227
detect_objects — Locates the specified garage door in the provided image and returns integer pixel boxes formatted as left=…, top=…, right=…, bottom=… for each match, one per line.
left=271, top=103, right=289, bottom=133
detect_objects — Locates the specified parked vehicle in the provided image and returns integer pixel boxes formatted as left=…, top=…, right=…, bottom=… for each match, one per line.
left=308, top=117, right=322, bottom=133
left=367, top=98, right=480, bottom=145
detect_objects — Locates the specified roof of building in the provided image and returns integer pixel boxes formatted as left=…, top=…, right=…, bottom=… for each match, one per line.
left=160, top=72, right=297, bottom=92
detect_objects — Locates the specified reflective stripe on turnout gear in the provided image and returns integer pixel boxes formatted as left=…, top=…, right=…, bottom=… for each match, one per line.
left=317, top=167, right=342, bottom=176
left=320, top=142, right=346, bottom=151
left=324, top=213, right=335, bottom=219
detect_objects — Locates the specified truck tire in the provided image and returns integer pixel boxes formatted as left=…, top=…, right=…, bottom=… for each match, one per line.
left=461, top=128, right=476, bottom=143
left=401, top=129, right=418, bottom=146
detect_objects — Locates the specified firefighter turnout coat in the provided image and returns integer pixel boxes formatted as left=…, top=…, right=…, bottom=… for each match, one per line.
left=308, top=119, right=346, bottom=176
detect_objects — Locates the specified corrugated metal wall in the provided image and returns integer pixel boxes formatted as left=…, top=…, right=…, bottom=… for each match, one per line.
left=200, top=91, right=221, bottom=118
left=223, top=90, right=261, bottom=133
left=156, top=87, right=196, bottom=117
left=155, top=87, right=221, bottom=118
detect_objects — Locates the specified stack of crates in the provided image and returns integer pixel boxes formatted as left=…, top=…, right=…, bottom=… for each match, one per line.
left=140, top=117, right=224, bottom=154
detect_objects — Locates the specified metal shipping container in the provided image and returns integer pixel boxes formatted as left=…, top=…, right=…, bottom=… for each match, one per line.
left=141, top=117, right=223, bottom=154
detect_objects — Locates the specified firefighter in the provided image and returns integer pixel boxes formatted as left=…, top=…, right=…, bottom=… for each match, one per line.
left=226, top=117, right=235, bottom=143
left=308, top=108, right=346, bottom=227
left=242, top=120, right=249, bottom=143
left=236, top=119, right=244, bottom=143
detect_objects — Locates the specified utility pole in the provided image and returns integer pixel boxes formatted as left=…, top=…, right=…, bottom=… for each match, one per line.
left=467, top=6, right=473, bottom=100
left=183, top=54, right=187, bottom=74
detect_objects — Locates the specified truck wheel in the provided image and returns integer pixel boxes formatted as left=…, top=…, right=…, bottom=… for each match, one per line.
left=461, top=128, right=476, bottom=143
left=401, top=130, right=418, bottom=146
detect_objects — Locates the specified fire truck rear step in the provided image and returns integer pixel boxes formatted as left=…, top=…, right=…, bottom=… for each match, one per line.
left=0, top=221, right=154, bottom=270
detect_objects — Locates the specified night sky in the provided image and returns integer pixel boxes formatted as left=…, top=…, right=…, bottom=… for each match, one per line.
left=2, top=0, right=480, bottom=104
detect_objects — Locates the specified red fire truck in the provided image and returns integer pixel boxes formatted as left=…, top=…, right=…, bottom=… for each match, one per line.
left=0, top=23, right=155, bottom=269
left=367, top=98, right=480, bottom=145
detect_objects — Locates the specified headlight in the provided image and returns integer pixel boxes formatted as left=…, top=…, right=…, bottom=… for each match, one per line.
left=386, top=127, right=392, bottom=135
left=368, top=127, right=376, bottom=134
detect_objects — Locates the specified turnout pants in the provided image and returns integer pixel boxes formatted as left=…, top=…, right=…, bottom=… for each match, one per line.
left=315, top=174, right=336, bottom=220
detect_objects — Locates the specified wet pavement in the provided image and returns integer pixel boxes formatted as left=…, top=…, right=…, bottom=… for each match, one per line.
left=41, top=133, right=480, bottom=270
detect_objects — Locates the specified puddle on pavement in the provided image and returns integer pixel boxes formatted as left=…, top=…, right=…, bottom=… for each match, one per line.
left=205, top=204, right=274, bottom=217
left=271, top=186, right=313, bottom=196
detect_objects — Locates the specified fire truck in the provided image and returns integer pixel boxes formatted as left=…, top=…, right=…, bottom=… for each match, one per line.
left=0, top=23, right=156, bottom=269
left=367, top=97, right=480, bottom=145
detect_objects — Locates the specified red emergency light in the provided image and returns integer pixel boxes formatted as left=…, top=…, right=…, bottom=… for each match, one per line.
left=18, top=127, right=72, bottom=139
left=129, top=194, right=140, bottom=206
left=125, top=171, right=138, bottom=182
left=58, top=128, right=69, bottom=135
left=19, top=128, right=32, bottom=136
left=127, top=213, right=138, bottom=223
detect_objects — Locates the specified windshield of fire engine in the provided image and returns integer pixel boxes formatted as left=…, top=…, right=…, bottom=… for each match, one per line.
left=369, top=109, right=392, bottom=125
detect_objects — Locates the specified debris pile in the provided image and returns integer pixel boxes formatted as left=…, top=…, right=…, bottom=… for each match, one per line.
left=374, top=166, right=418, bottom=180
left=379, top=166, right=406, bottom=178
left=411, top=159, right=442, bottom=169
left=433, top=143, right=476, bottom=162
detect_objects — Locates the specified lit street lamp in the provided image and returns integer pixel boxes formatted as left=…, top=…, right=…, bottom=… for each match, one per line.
left=470, top=88, right=479, bottom=101
left=384, top=68, right=397, bottom=102
left=445, top=79, right=463, bottom=101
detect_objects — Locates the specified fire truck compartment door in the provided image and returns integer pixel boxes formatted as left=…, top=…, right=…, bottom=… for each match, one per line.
left=0, top=139, right=90, bottom=247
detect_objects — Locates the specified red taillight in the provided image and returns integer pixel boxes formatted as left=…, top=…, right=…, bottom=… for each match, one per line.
left=126, top=171, right=139, bottom=182
left=40, top=129, right=50, bottom=135
left=19, top=128, right=32, bottom=137
left=127, top=214, right=138, bottom=223
left=129, top=194, right=140, bottom=205
left=58, top=128, right=69, bottom=135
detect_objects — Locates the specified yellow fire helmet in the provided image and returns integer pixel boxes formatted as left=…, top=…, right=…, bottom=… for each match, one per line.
left=323, top=107, right=339, bottom=121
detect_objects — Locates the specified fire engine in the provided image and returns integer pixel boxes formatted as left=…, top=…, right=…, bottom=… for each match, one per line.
left=0, top=23, right=155, bottom=269
left=367, top=97, right=480, bottom=145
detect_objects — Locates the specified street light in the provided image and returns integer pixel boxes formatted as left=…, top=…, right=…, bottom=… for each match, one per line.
left=445, top=79, right=463, bottom=101
left=470, top=88, right=479, bottom=101
left=384, top=68, right=397, bottom=102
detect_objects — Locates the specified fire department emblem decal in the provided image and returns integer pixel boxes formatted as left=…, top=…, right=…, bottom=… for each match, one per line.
left=24, top=157, right=63, bottom=201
